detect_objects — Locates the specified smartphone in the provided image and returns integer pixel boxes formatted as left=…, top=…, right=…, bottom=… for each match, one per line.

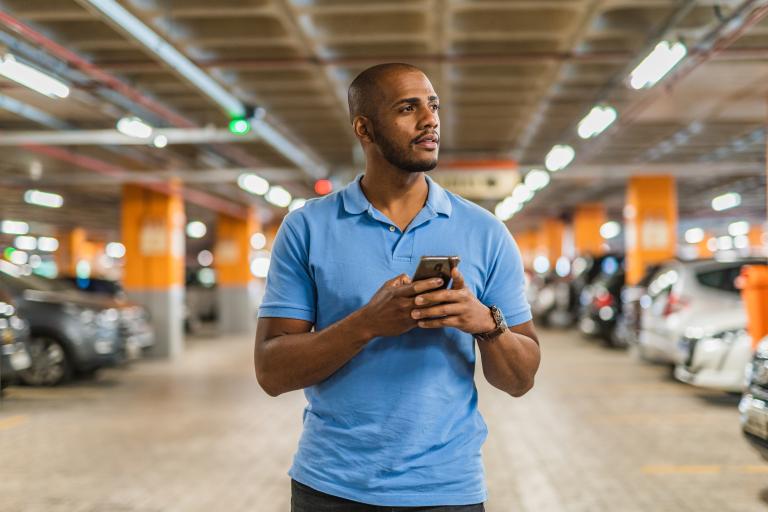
left=412, top=256, right=460, bottom=290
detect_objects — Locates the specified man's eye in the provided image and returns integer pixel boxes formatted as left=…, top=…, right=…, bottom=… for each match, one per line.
left=402, top=105, right=415, bottom=112
left=431, top=104, right=440, bottom=111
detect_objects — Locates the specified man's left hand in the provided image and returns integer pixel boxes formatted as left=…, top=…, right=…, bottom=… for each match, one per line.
left=411, top=267, right=495, bottom=334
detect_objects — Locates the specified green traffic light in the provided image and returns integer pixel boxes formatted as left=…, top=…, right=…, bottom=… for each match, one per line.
left=229, top=118, right=251, bottom=135
left=3, top=247, right=15, bottom=260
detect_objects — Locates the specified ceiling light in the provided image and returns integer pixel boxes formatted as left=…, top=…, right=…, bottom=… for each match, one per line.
left=250, top=233, right=266, bottom=250
left=117, top=116, right=153, bottom=139
left=197, top=250, right=213, bottom=267
left=734, top=235, right=749, bottom=249
left=186, top=221, right=207, bottom=239
left=251, top=254, right=271, bottom=278
left=237, top=174, right=269, bottom=196
left=38, top=237, right=60, bottom=252
left=1, top=220, right=29, bottom=235
left=0, top=54, right=70, bottom=98
left=229, top=118, right=250, bottom=135
left=24, top=189, right=63, bottom=208
left=577, top=105, right=618, bottom=139
left=152, top=135, right=168, bottom=148
left=728, top=221, right=750, bottom=237
left=716, top=236, right=733, bottom=251
left=711, top=192, right=741, bottom=212
left=684, top=228, right=704, bottom=244
left=600, top=221, right=621, bottom=240
left=9, top=250, right=28, bottom=265
left=629, top=41, right=687, bottom=90
left=105, top=242, right=125, bottom=259
left=265, top=186, right=292, bottom=208
left=494, top=197, right=519, bottom=221
left=14, top=236, right=36, bottom=251
left=289, top=198, right=307, bottom=212
left=512, top=183, right=534, bottom=204
left=545, top=145, right=575, bottom=172
left=524, top=169, right=550, bottom=191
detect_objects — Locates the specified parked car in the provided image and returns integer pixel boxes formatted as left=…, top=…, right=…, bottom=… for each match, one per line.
left=674, top=308, right=750, bottom=393
left=740, top=336, right=768, bottom=461
left=0, top=288, right=31, bottom=390
left=637, top=258, right=756, bottom=364
left=0, top=261, right=123, bottom=386
left=58, top=275, right=154, bottom=358
left=614, top=264, right=663, bottom=348
left=577, top=264, right=626, bottom=345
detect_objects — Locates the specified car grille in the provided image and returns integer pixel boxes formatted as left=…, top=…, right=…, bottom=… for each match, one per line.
left=682, top=337, right=698, bottom=368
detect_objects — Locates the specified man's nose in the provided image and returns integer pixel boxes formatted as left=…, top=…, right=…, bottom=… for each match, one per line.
left=418, top=106, right=439, bottom=130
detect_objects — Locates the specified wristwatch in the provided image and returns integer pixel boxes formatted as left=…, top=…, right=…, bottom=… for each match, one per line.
left=474, top=305, right=508, bottom=342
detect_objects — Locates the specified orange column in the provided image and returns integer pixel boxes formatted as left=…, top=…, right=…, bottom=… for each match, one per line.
left=749, top=226, right=764, bottom=252
left=57, top=227, right=88, bottom=276
left=122, top=182, right=185, bottom=358
left=624, top=176, right=678, bottom=285
left=697, top=232, right=714, bottom=259
left=573, top=203, right=606, bottom=257
left=215, top=208, right=260, bottom=334
left=514, top=230, right=537, bottom=269
left=537, top=219, right=565, bottom=268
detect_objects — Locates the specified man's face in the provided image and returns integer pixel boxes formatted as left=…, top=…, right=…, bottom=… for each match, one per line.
left=370, top=71, right=440, bottom=173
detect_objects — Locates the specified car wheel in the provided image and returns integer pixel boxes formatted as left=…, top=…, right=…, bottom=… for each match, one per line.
left=19, top=336, right=71, bottom=386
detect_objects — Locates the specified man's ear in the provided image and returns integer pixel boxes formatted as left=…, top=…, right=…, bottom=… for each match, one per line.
left=353, top=116, right=374, bottom=144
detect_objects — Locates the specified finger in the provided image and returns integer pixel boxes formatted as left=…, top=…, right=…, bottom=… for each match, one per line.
left=396, top=278, right=444, bottom=297
left=398, top=274, right=412, bottom=286
left=411, top=303, right=463, bottom=320
left=450, top=267, right=465, bottom=290
left=387, top=274, right=409, bottom=287
left=414, top=289, right=462, bottom=306
left=417, top=316, right=461, bottom=329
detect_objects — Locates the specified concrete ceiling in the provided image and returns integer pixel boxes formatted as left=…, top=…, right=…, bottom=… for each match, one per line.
left=0, top=0, right=766, bottom=238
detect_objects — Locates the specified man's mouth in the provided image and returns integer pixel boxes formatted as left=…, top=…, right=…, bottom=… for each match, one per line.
left=413, top=133, right=439, bottom=150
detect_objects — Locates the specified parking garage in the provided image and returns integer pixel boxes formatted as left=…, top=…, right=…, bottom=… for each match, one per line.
left=1, top=1, right=768, bottom=511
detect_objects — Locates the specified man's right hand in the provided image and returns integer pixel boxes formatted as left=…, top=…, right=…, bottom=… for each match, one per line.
left=357, top=274, right=446, bottom=338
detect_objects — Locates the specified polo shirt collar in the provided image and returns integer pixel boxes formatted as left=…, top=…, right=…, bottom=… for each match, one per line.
left=342, top=173, right=452, bottom=217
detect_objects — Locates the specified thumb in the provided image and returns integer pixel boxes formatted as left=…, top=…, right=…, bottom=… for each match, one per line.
left=450, top=267, right=465, bottom=290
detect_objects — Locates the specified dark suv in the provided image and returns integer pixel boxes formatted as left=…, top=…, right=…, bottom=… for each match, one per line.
left=0, top=288, right=31, bottom=390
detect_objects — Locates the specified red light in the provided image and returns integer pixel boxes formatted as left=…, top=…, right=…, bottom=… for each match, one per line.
left=314, top=179, right=333, bottom=195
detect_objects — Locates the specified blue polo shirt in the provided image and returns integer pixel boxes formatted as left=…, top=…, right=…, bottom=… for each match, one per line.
left=259, top=174, right=531, bottom=507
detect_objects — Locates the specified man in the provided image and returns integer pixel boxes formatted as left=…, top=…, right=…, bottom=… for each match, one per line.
left=254, top=63, right=540, bottom=511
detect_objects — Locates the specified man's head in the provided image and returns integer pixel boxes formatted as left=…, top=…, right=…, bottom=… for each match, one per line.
left=348, top=63, right=440, bottom=173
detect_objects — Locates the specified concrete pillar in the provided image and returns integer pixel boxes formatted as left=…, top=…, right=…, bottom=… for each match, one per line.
left=514, top=230, right=537, bottom=269
left=749, top=226, right=764, bottom=252
left=537, top=219, right=565, bottom=268
left=57, top=227, right=88, bottom=276
left=215, top=208, right=259, bottom=335
left=624, top=176, right=677, bottom=285
left=121, top=182, right=185, bottom=358
left=573, top=203, right=606, bottom=257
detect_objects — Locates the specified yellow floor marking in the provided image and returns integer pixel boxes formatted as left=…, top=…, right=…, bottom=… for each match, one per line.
left=741, top=465, right=768, bottom=474
left=642, top=465, right=721, bottom=474
left=0, top=415, right=27, bottom=430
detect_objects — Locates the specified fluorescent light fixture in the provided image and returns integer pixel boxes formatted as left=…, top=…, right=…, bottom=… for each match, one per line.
left=684, top=228, right=704, bottom=244
left=265, top=186, right=292, bottom=208
left=186, top=221, right=207, bottom=239
left=600, top=221, right=621, bottom=240
left=533, top=256, right=550, bottom=274
left=237, top=174, right=270, bottom=196
left=734, top=235, right=749, bottom=249
left=105, top=242, right=125, bottom=259
left=711, top=192, right=741, bottom=212
left=152, top=135, right=168, bottom=148
left=577, top=105, right=618, bottom=139
left=197, top=250, right=213, bottom=267
left=545, top=144, right=575, bottom=172
left=728, top=221, right=750, bottom=237
left=117, top=116, right=153, bottom=139
left=250, top=233, right=266, bottom=250
left=1, top=220, right=29, bottom=235
left=629, top=41, right=687, bottom=90
left=24, top=189, right=63, bottom=208
left=251, top=254, right=271, bottom=278
left=716, top=236, right=733, bottom=251
left=512, top=183, right=534, bottom=204
left=38, top=236, right=59, bottom=252
left=494, top=197, right=520, bottom=221
left=289, top=198, right=307, bottom=212
left=524, top=169, right=550, bottom=191
left=14, top=236, right=37, bottom=251
left=0, top=54, right=70, bottom=98
left=9, top=250, right=28, bottom=265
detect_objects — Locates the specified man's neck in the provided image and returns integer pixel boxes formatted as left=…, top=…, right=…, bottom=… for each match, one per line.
left=360, top=165, right=429, bottom=231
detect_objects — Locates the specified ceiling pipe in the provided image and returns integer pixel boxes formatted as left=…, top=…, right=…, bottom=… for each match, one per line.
left=0, top=9, right=327, bottom=179
left=0, top=128, right=265, bottom=146
left=22, top=144, right=250, bottom=219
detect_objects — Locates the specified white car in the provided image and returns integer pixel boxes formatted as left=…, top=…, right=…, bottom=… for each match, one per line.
left=674, top=308, right=751, bottom=393
left=636, top=258, right=753, bottom=364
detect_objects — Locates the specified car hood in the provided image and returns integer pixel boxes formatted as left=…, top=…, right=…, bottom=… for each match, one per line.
left=22, top=289, right=120, bottom=309
left=683, top=307, right=747, bottom=338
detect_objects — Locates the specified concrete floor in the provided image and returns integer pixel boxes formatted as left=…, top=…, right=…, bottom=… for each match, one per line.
left=1, top=328, right=766, bottom=512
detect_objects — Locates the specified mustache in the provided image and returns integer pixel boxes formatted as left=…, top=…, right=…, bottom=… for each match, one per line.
left=412, top=132, right=440, bottom=144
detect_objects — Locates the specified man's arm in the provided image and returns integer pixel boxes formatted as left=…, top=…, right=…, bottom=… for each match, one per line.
left=254, top=274, right=445, bottom=396
left=411, top=267, right=541, bottom=397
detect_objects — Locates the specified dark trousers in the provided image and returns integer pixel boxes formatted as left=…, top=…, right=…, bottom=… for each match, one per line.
left=291, top=480, right=485, bottom=512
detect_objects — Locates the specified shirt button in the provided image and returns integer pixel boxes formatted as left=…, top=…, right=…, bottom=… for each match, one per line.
left=389, top=226, right=396, bottom=232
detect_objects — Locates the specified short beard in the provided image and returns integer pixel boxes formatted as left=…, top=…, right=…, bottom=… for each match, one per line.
left=373, top=124, right=438, bottom=173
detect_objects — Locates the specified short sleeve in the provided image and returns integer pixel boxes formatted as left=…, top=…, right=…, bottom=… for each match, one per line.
left=258, top=216, right=316, bottom=323
left=479, top=227, right=532, bottom=327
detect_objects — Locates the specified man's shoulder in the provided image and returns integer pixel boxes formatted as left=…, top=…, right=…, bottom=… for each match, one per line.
left=281, top=191, right=342, bottom=229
